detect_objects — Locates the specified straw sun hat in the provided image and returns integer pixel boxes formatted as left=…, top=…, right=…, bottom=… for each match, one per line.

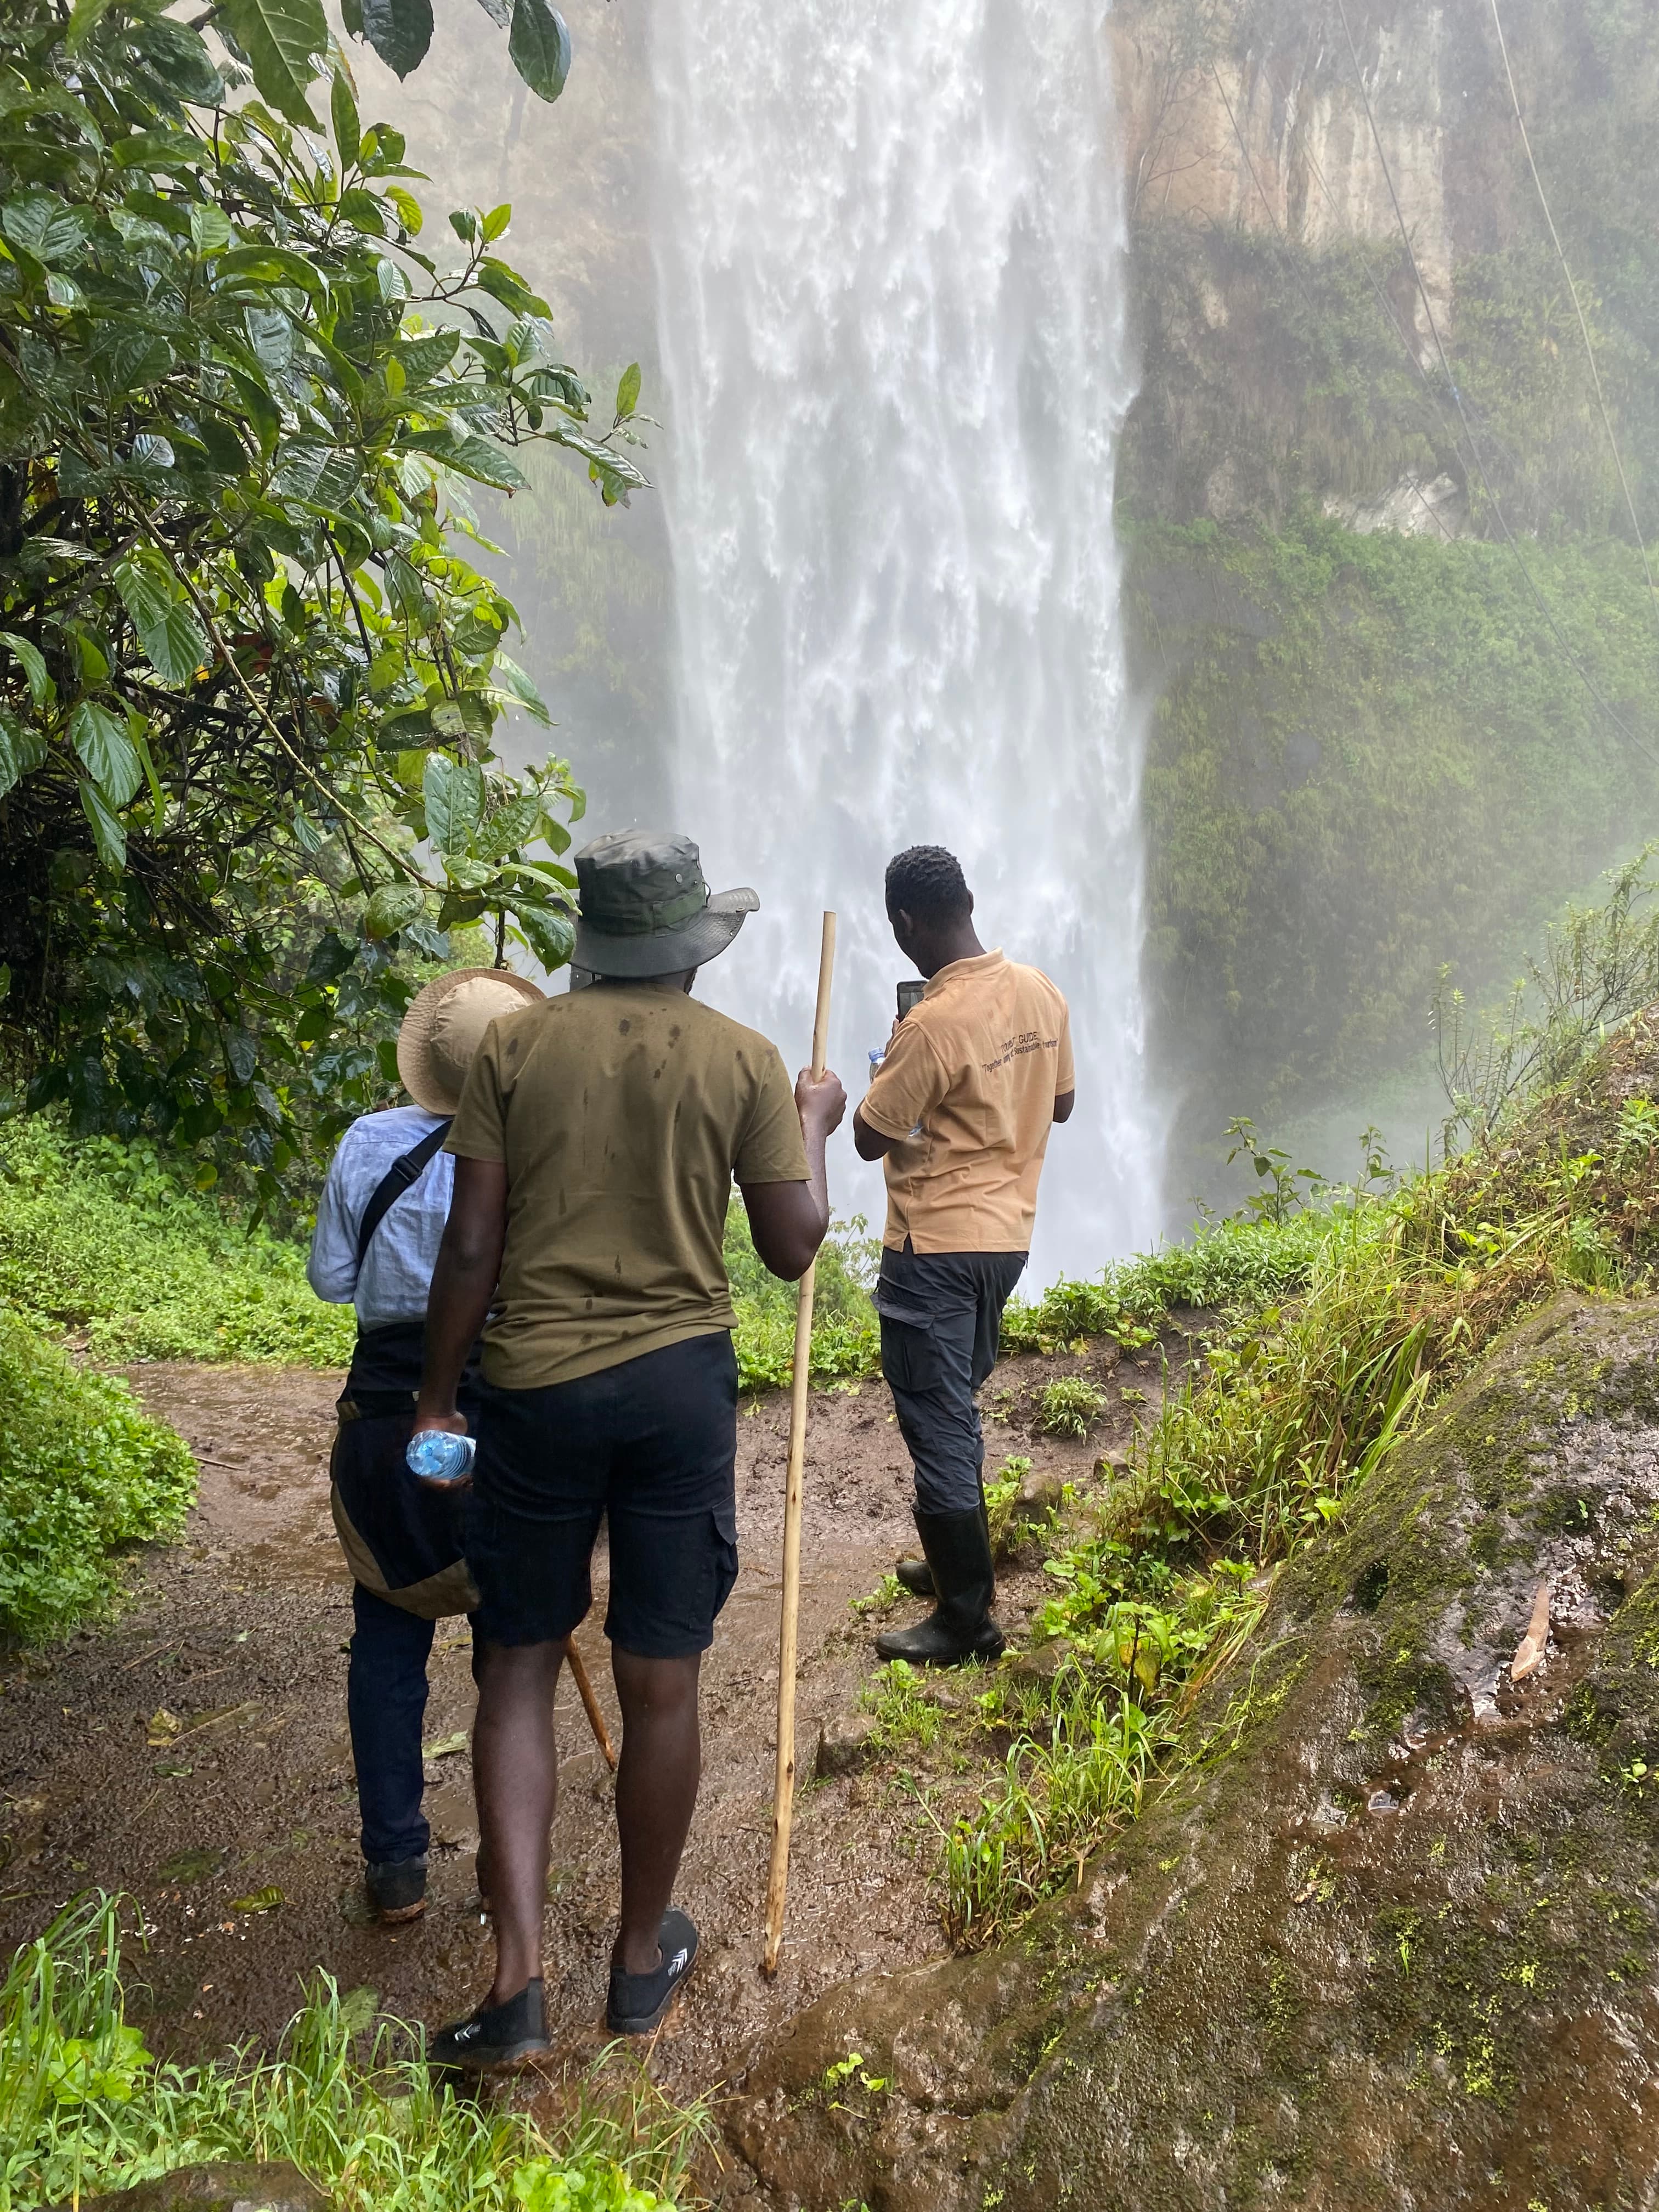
left=396, top=967, right=545, bottom=1115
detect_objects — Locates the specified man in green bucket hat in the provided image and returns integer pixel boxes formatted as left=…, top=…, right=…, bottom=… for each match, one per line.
left=413, top=830, right=847, bottom=2067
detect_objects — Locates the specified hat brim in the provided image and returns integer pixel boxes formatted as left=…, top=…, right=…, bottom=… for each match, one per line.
left=572, top=887, right=759, bottom=978
left=397, top=966, right=546, bottom=1113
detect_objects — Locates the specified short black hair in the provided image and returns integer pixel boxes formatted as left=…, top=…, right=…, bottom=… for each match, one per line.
left=885, top=845, right=972, bottom=926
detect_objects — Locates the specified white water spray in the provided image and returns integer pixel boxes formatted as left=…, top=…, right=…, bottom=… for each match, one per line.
left=650, top=0, right=1160, bottom=1278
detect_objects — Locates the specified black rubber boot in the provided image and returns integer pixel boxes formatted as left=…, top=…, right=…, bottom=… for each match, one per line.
left=875, top=1506, right=1003, bottom=1667
left=895, top=1482, right=990, bottom=1598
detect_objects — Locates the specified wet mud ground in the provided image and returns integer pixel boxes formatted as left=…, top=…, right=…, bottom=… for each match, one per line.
left=0, top=1342, right=1179, bottom=2105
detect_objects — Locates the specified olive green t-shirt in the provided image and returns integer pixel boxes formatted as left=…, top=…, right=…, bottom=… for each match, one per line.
left=445, top=984, right=809, bottom=1390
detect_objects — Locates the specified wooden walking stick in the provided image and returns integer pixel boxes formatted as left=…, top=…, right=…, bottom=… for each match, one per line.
left=763, top=910, right=837, bottom=1976
left=563, top=1635, right=618, bottom=1770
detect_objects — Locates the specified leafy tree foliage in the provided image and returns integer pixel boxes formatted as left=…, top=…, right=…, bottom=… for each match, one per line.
left=0, top=0, right=645, bottom=1205
left=208, top=0, right=576, bottom=122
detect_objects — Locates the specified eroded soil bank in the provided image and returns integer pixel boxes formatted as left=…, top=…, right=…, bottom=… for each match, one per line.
left=729, top=1294, right=1659, bottom=2211
left=0, top=1339, right=1160, bottom=2113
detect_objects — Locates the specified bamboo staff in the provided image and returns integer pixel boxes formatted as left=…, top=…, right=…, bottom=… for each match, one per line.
left=762, top=910, right=837, bottom=1976
left=564, top=1636, right=617, bottom=1770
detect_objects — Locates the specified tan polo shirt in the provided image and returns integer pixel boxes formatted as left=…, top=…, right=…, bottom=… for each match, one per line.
left=860, top=950, right=1073, bottom=1254
left=445, top=984, right=808, bottom=1389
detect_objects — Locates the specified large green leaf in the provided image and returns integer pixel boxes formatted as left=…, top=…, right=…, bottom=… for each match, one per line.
left=360, top=0, right=433, bottom=80
left=128, top=16, right=225, bottom=102
left=409, top=430, right=529, bottom=492
left=80, top=779, right=127, bottom=872
left=70, top=700, right=142, bottom=808
left=614, top=361, right=641, bottom=419
left=364, top=879, right=430, bottom=938
left=189, top=203, right=233, bottom=256
left=424, top=754, right=485, bottom=854
left=214, top=244, right=328, bottom=302
left=516, top=901, right=575, bottom=971
left=490, top=652, right=549, bottom=725
left=330, top=70, right=360, bottom=171
left=0, top=631, right=53, bottom=708
left=139, top=603, right=210, bottom=689
left=112, top=555, right=175, bottom=634
left=217, top=0, right=328, bottom=125
left=507, top=0, right=572, bottom=103
left=64, top=0, right=117, bottom=53
left=472, top=792, right=541, bottom=860
left=0, top=707, right=46, bottom=799
left=2, top=189, right=92, bottom=266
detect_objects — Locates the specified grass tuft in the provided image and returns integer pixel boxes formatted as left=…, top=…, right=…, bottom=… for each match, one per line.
left=0, top=1895, right=708, bottom=2212
left=1037, top=1377, right=1105, bottom=1438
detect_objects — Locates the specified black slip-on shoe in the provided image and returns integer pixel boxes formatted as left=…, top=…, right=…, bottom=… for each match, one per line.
left=606, top=1910, right=699, bottom=2036
left=366, top=1854, right=427, bottom=1923
left=428, top=1979, right=549, bottom=2072
left=894, top=1556, right=935, bottom=1597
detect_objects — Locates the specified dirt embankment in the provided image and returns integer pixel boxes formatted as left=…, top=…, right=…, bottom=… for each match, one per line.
left=727, top=1295, right=1659, bottom=2211
left=0, top=1336, right=1173, bottom=2107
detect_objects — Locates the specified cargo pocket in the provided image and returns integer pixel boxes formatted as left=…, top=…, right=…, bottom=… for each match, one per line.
left=880, top=1313, right=942, bottom=1397
left=709, top=1502, right=740, bottom=1625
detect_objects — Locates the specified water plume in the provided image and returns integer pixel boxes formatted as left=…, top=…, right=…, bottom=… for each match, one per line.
left=651, top=0, right=1159, bottom=1275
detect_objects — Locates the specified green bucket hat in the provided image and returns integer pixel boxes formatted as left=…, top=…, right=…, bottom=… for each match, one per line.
left=572, top=830, right=759, bottom=978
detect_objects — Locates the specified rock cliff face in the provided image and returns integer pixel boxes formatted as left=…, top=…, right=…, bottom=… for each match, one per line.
left=1114, top=1, right=1457, bottom=348
left=726, top=1293, right=1659, bottom=2209
left=1110, top=0, right=1659, bottom=532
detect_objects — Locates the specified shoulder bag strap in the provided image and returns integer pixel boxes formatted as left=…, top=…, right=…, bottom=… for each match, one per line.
left=353, top=1118, right=454, bottom=1272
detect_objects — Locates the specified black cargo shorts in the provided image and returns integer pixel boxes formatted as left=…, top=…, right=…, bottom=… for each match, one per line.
left=465, top=1330, right=740, bottom=1656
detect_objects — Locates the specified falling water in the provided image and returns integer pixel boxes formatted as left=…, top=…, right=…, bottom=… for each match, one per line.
left=650, top=0, right=1160, bottom=1278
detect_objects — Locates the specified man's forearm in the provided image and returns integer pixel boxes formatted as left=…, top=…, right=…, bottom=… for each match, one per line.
left=803, top=1118, right=831, bottom=1237
left=417, top=1242, right=500, bottom=1418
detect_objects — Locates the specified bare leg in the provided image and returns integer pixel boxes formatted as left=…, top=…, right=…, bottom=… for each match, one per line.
left=472, top=1638, right=563, bottom=2005
left=611, top=1647, right=702, bottom=1976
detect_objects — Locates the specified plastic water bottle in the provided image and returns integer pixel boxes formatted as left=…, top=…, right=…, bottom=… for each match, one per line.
left=406, top=1429, right=476, bottom=1484
left=868, top=1047, right=885, bottom=1075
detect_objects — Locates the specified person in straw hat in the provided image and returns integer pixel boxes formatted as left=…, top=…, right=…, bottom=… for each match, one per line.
left=308, top=964, right=544, bottom=1926
left=414, top=829, right=846, bottom=2068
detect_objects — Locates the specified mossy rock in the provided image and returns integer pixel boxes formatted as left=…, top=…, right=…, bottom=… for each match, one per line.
left=729, top=1293, right=1659, bottom=2209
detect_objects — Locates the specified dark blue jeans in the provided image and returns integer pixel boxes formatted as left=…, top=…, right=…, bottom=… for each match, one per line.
left=347, top=1584, right=452, bottom=1867
left=874, top=1246, right=1028, bottom=1515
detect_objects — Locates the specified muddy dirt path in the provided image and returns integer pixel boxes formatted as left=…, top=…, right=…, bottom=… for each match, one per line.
left=0, top=1344, right=1171, bottom=2103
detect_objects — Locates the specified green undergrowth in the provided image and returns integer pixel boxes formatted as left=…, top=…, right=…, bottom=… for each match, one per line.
left=722, top=1203, right=882, bottom=1391
left=0, top=1119, right=357, bottom=1365
left=0, top=1895, right=707, bottom=2212
left=731, top=1201, right=1330, bottom=1393
left=0, top=1308, right=194, bottom=1643
left=0, top=1114, right=1328, bottom=1391
left=873, top=1000, right=1659, bottom=1950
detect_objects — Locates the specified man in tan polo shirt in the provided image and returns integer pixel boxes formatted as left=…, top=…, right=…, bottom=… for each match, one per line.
left=853, top=845, right=1074, bottom=1666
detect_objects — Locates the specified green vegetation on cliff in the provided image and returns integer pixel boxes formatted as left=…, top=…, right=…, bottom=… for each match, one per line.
left=1129, top=511, right=1659, bottom=1149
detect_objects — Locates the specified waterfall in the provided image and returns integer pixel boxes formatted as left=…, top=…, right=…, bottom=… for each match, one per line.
left=649, top=0, right=1160, bottom=1279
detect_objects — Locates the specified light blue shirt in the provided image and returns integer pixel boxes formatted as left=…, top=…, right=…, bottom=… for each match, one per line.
left=307, top=1105, right=454, bottom=1330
